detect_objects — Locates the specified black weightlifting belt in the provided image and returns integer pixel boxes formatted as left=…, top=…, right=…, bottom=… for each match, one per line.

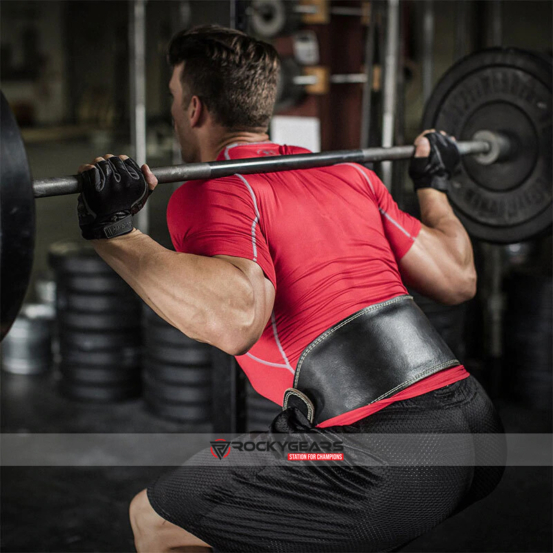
left=282, top=295, right=459, bottom=426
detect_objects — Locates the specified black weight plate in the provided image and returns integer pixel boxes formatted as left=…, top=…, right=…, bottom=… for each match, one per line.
left=422, top=48, right=552, bottom=243
left=144, top=392, right=211, bottom=422
left=59, top=330, right=141, bottom=351
left=143, top=360, right=212, bottom=385
left=58, top=273, right=135, bottom=295
left=49, top=240, right=115, bottom=275
left=142, top=372, right=211, bottom=403
left=59, top=363, right=140, bottom=384
left=144, top=327, right=209, bottom=350
left=142, top=304, right=200, bottom=344
left=146, top=344, right=212, bottom=366
left=60, top=346, right=141, bottom=368
left=60, top=379, right=141, bottom=402
left=0, top=91, right=35, bottom=341
left=56, top=289, right=141, bottom=314
left=59, top=310, right=141, bottom=331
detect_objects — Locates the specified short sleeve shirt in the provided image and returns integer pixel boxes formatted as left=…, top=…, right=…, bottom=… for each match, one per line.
left=167, top=142, right=467, bottom=426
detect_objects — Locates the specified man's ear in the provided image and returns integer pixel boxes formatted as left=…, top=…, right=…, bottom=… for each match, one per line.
left=189, top=95, right=203, bottom=128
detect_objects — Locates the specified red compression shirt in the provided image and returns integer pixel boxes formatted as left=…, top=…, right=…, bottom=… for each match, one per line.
left=167, top=142, right=469, bottom=427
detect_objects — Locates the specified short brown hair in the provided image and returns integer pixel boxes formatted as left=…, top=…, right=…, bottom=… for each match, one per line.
left=167, top=25, right=280, bottom=131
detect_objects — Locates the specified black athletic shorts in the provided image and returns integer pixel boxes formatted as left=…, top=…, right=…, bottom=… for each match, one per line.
left=147, top=375, right=506, bottom=552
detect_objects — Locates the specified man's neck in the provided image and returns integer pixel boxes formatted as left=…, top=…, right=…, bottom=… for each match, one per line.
left=201, top=130, right=270, bottom=162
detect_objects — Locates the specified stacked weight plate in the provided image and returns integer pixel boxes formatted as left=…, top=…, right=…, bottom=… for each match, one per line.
left=246, top=380, right=281, bottom=430
left=49, top=240, right=142, bottom=401
left=504, top=268, right=552, bottom=410
left=142, top=305, right=213, bottom=423
left=1, top=303, right=54, bottom=375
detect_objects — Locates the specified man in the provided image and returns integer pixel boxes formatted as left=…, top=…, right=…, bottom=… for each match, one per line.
left=77, top=25, right=505, bottom=553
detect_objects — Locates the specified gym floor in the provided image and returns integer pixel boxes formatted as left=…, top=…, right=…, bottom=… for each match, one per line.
left=2, top=139, right=552, bottom=553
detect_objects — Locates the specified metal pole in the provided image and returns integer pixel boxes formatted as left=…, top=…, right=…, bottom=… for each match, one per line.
left=32, top=139, right=493, bottom=198
left=454, top=0, right=469, bottom=61
left=360, top=0, right=377, bottom=148
left=490, top=0, right=502, bottom=47
left=422, top=0, right=435, bottom=105
left=129, top=0, right=148, bottom=233
left=381, top=0, right=400, bottom=189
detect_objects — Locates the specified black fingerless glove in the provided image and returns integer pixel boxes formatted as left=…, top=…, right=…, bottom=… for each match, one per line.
left=77, top=156, right=151, bottom=240
left=408, top=131, right=460, bottom=193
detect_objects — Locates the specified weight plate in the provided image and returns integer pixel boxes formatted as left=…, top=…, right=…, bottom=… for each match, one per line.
left=49, top=240, right=115, bottom=275
left=143, top=360, right=212, bottom=385
left=144, top=392, right=212, bottom=422
left=250, top=0, right=298, bottom=38
left=60, top=379, right=141, bottom=402
left=142, top=372, right=212, bottom=403
left=58, top=273, right=135, bottom=295
left=144, top=326, right=208, bottom=350
left=145, top=343, right=212, bottom=366
left=60, top=346, right=141, bottom=368
left=59, top=310, right=141, bottom=331
left=59, top=330, right=141, bottom=351
left=59, top=363, right=140, bottom=384
left=422, top=48, right=552, bottom=243
left=0, top=91, right=35, bottom=341
left=57, top=289, right=141, bottom=314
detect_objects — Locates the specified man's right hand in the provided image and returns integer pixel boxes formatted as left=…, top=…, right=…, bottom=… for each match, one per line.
left=409, top=130, right=460, bottom=194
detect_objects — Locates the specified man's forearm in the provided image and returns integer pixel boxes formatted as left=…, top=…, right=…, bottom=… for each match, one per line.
left=91, top=229, right=255, bottom=354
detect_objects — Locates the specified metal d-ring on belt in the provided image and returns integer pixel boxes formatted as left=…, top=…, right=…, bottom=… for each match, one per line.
left=282, top=295, right=459, bottom=426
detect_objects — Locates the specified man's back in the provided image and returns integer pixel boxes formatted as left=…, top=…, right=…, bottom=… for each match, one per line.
left=167, top=142, right=436, bottom=407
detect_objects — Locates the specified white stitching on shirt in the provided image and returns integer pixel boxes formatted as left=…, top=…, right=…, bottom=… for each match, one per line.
left=224, top=141, right=275, bottom=160
left=245, top=352, right=290, bottom=369
left=271, top=312, right=294, bottom=374
left=235, top=174, right=260, bottom=262
left=343, top=163, right=413, bottom=240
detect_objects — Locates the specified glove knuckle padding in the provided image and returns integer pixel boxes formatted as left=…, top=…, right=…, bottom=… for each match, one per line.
left=408, top=131, right=460, bottom=193
left=77, top=155, right=150, bottom=240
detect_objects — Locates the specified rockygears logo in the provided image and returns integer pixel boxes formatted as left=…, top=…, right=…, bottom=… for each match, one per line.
left=210, top=439, right=231, bottom=460
left=209, top=438, right=343, bottom=461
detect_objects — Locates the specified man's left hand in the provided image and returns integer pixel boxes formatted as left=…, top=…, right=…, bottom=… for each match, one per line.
left=77, top=154, right=158, bottom=240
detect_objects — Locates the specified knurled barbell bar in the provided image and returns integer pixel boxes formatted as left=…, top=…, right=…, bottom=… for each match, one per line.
left=0, top=47, right=551, bottom=342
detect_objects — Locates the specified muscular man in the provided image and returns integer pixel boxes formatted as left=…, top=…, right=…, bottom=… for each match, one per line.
left=78, top=25, right=505, bottom=553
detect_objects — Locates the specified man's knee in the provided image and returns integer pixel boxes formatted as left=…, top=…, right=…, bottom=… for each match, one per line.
left=130, top=489, right=160, bottom=536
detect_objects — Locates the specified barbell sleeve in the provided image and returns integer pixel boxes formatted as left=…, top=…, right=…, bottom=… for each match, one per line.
left=32, top=138, right=492, bottom=199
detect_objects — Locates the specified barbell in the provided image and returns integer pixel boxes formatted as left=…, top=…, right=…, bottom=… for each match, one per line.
left=0, top=47, right=551, bottom=341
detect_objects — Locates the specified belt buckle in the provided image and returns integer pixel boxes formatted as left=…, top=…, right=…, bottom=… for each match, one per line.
left=282, top=388, right=315, bottom=424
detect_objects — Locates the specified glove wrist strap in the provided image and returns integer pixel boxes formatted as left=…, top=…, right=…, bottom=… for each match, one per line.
left=82, top=214, right=133, bottom=240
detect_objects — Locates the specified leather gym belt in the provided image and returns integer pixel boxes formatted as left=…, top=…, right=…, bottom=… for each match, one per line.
left=282, top=295, right=459, bottom=426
